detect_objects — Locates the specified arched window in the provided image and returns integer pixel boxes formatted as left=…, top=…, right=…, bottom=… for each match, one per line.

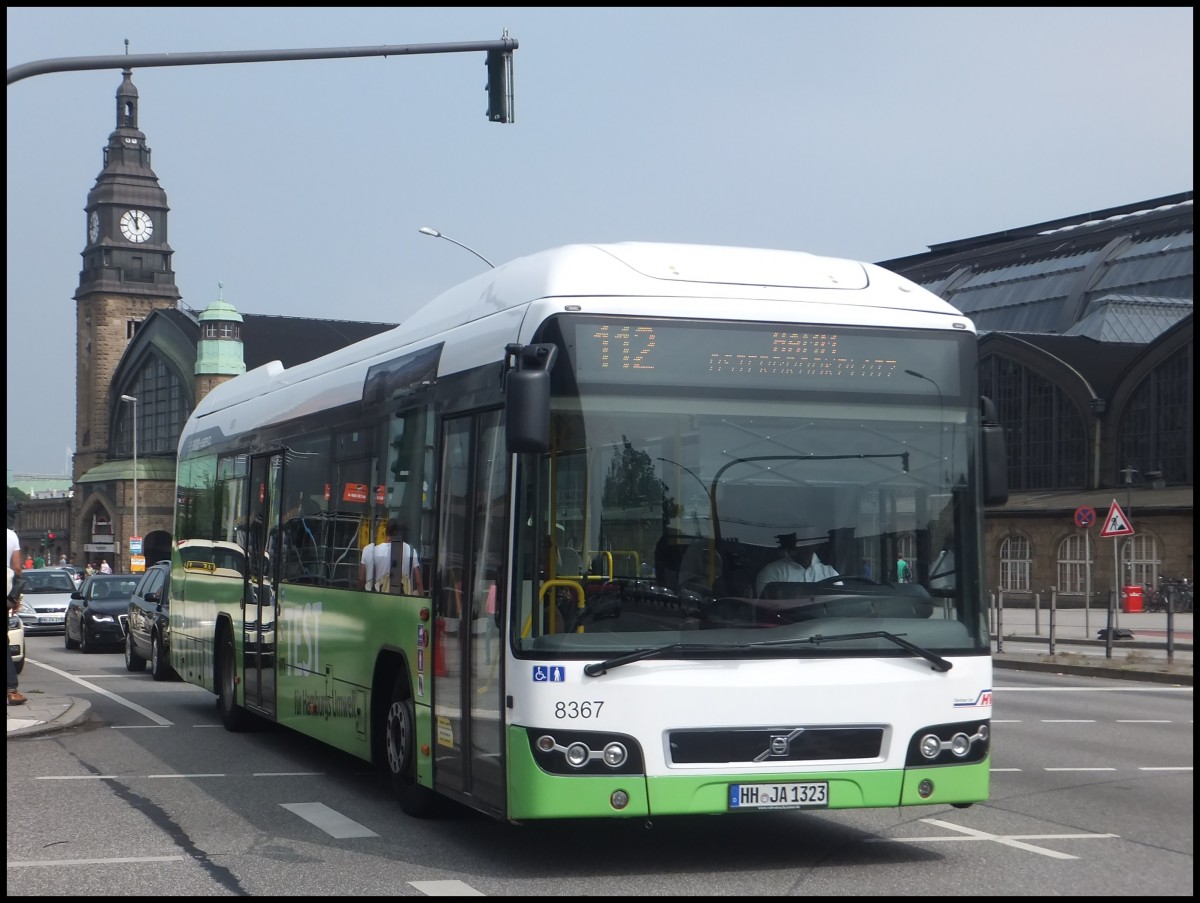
left=1056, top=533, right=1089, bottom=594
left=1119, top=534, right=1162, bottom=591
left=999, top=534, right=1031, bottom=592
left=1117, top=348, right=1193, bottom=486
left=116, top=353, right=189, bottom=457
left=980, top=355, right=1086, bottom=491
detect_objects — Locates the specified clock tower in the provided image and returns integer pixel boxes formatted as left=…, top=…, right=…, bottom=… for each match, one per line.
left=74, top=68, right=180, bottom=481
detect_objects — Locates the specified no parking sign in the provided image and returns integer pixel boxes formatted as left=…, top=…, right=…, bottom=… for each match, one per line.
left=1073, top=505, right=1096, bottom=529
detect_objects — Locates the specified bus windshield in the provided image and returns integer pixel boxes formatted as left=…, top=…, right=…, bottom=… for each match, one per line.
left=513, top=317, right=985, bottom=658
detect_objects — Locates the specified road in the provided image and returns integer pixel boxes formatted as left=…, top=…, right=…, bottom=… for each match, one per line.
left=7, top=635, right=1193, bottom=896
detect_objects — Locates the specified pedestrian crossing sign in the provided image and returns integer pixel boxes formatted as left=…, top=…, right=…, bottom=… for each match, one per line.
left=1099, top=499, right=1134, bottom=537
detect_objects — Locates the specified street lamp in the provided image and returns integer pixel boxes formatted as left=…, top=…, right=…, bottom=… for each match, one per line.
left=418, top=226, right=495, bottom=269
left=120, top=394, right=138, bottom=548
left=905, top=369, right=951, bottom=483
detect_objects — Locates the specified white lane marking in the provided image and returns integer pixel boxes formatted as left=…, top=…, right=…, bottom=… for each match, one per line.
left=874, top=817, right=1119, bottom=860
left=254, top=772, right=325, bottom=777
left=1041, top=719, right=1095, bottom=723
left=1044, top=767, right=1116, bottom=772
left=112, top=725, right=171, bottom=730
left=8, top=855, right=187, bottom=868
left=995, top=686, right=1191, bottom=692
left=281, top=802, right=378, bottom=838
left=148, top=773, right=226, bottom=779
left=990, top=767, right=1022, bottom=772
left=25, top=658, right=173, bottom=725
left=1137, top=766, right=1193, bottom=771
left=409, top=880, right=486, bottom=896
left=1116, top=719, right=1172, bottom=723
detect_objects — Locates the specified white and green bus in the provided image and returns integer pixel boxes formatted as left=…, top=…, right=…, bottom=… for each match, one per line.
left=170, top=242, right=1007, bottom=822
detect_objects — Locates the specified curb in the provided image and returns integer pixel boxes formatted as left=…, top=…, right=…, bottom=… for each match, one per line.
left=6, top=697, right=92, bottom=739
left=993, top=657, right=1193, bottom=686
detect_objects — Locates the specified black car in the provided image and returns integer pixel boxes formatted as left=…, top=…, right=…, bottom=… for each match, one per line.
left=65, top=574, right=142, bottom=653
left=126, top=560, right=176, bottom=680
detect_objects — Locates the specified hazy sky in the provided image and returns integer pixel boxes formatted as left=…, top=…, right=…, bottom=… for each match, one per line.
left=6, top=7, right=1194, bottom=476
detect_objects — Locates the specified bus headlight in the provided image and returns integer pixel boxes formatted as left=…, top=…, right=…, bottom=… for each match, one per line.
left=527, top=729, right=644, bottom=775
left=565, top=743, right=590, bottom=768
left=919, top=734, right=942, bottom=759
left=602, top=742, right=628, bottom=767
left=949, top=733, right=972, bottom=757
left=906, top=720, right=990, bottom=766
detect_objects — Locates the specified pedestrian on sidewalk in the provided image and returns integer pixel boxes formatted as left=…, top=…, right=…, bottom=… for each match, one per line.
left=7, top=524, right=27, bottom=706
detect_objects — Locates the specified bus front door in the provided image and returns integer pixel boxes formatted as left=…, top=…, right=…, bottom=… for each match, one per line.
left=244, top=452, right=281, bottom=717
left=433, top=412, right=507, bottom=817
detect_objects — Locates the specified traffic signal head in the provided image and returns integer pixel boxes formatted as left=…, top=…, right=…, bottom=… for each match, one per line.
left=485, top=49, right=513, bottom=124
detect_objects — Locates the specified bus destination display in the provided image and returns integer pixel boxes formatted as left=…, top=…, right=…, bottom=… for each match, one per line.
left=569, top=319, right=961, bottom=394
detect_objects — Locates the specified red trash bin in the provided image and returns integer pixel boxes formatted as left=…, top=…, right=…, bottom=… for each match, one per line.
left=1122, top=585, right=1144, bottom=613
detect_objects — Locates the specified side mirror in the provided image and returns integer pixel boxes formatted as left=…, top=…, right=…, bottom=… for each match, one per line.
left=505, top=343, right=558, bottom=454
left=980, top=396, right=1008, bottom=506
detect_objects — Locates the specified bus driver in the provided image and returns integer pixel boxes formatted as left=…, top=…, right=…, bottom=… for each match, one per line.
left=755, top=533, right=839, bottom=596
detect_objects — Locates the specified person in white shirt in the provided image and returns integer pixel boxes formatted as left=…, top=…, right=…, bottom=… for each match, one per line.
left=755, top=533, right=839, bottom=596
left=99, top=559, right=112, bottom=574
left=8, top=526, right=26, bottom=706
left=360, top=519, right=423, bottom=595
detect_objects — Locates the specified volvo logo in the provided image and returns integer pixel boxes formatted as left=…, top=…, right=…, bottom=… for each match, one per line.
left=755, top=728, right=805, bottom=761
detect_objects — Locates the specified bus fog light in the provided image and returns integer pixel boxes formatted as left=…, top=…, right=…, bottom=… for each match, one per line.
left=565, top=742, right=590, bottom=767
left=977, top=724, right=989, bottom=742
left=536, top=734, right=556, bottom=752
left=950, top=733, right=972, bottom=757
left=919, top=734, right=941, bottom=759
left=602, top=742, right=627, bottom=767
left=918, top=779, right=934, bottom=798
left=610, top=789, right=630, bottom=810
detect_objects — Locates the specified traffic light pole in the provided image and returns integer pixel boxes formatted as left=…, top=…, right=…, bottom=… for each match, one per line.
left=9, top=38, right=518, bottom=123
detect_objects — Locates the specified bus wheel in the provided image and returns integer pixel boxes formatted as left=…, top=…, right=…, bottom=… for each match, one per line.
left=382, top=676, right=437, bottom=817
left=217, top=632, right=249, bottom=731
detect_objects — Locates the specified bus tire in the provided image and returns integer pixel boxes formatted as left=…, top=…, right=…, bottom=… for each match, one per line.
left=381, top=676, right=437, bottom=817
left=217, top=631, right=250, bottom=731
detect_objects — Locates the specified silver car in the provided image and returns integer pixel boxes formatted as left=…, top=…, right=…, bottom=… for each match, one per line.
left=17, top=568, right=76, bottom=634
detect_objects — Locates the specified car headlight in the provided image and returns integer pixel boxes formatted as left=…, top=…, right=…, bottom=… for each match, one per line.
left=8, top=615, right=20, bottom=629
left=90, top=614, right=116, bottom=623
left=19, top=601, right=36, bottom=618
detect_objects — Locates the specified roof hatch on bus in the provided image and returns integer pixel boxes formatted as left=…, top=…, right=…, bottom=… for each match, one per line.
left=598, top=242, right=870, bottom=291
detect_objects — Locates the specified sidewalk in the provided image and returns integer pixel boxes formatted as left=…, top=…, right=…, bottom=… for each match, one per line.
left=9, top=611, right=1192, bottom=738
left=991, top=606, right=1192, bottom=685
left=7, top=693, right=92, bottom=738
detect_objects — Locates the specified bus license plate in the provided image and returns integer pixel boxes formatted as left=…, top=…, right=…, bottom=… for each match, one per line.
left=729, top=781, right=828, bottom=809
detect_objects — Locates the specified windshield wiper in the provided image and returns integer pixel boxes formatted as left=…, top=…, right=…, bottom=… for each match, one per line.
left=749, top=631, right=953, bottom=672
left=584, top=642, right=730, bottom=677
left=583, top=630, right=952, bottom=677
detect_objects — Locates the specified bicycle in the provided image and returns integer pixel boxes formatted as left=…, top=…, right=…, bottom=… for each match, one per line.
left=1146, top=578, right=1192, bottom=613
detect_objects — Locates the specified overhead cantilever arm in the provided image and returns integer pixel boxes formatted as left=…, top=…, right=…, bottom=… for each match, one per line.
left=8, top=37, right=519, bottom=85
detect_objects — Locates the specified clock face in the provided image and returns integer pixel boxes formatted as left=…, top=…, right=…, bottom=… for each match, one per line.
left=88, top=211, right=100, bottom=244
left=119, top=209, right=154, bottom=243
